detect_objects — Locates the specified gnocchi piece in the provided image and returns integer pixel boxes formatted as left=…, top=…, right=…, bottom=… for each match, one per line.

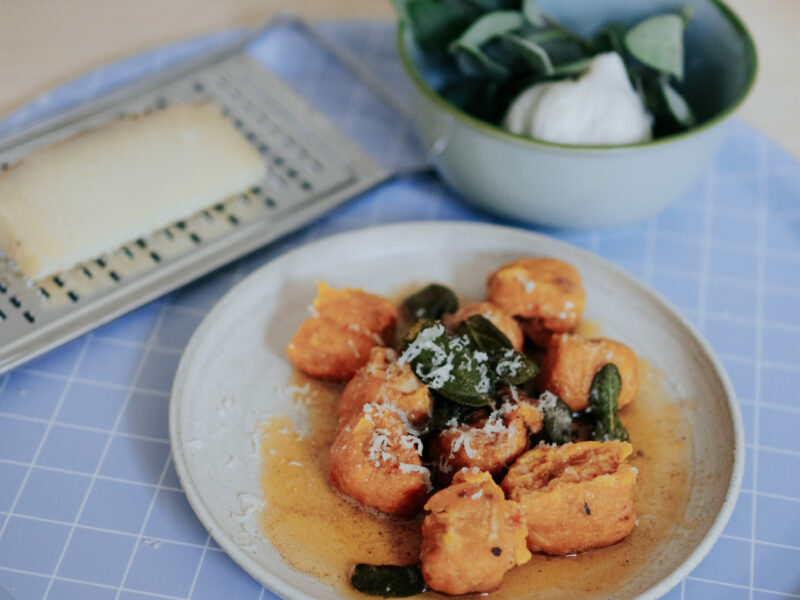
left=421, top=469, right=531, bottom=595
left=329, top=404, right=429, bottom=518
left=286, top=282, right=397, bottom=381
left=501, top=441, right=637, bottom=555
left=338, top=347, right=432, bottom=427
left=430, top=398, right=542, bottom=482
left=487, top=258, right=585, bottom=337
left=445, top=301, right=525, bottom=351
left=538, top=333, right=639, bottom=411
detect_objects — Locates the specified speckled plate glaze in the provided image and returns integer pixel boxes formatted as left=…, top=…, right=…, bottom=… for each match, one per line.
left=169, top=221, right=744, bottom=600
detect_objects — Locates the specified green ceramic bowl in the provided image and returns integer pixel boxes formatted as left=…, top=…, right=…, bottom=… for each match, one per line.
left=398, top=0, right=757, bottom=229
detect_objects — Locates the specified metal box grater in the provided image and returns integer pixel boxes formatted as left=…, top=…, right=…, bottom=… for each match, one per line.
left=0, top=18, right=393, bottom=375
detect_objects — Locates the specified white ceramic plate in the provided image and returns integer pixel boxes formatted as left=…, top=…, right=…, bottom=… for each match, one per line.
left=169, top=222, right=744, bottom=600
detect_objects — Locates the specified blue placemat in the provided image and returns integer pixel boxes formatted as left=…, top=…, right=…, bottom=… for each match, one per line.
left=1, top=19, right=799, bottom=600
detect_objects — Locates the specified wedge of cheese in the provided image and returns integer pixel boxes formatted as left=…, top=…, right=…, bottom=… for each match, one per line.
left=0, top=102, right=265, bottom=280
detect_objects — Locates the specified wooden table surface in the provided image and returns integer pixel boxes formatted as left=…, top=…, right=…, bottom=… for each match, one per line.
left=2, top=0, right=797, bottom=157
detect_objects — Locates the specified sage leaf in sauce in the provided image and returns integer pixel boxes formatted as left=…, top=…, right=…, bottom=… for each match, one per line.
left=402, top=321, right=494, bottom=407
left=458, top=314, right=512, bottom=354
left=538, top=391, right=573, bottom=445
left=430, top=394, right=479, bottom=431
left=403, top=283, right=459, bottom=320
left=624, top=13, right=685, bottom=80
left=589, top=363, right=630, bottom=442
left=458, top=316, right=537, bottom=385
left=351, top=564, right=426, bottom=597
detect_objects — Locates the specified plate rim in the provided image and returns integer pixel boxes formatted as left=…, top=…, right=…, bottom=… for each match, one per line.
left=169, top=220, right=745, bottom=600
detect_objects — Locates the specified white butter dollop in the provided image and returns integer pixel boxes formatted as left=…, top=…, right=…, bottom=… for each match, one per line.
left=502, top=52, right=653, bottom=146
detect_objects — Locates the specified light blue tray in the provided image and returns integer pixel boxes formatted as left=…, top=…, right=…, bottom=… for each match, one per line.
left=0, top=19, right=798, bottom=600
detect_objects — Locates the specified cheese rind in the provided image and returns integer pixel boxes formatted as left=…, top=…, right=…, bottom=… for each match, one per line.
left=0, top=102, right=265, bottom=280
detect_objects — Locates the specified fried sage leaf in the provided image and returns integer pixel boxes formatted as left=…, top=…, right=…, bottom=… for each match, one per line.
left=538, top=391, right=573, bottom=445
left=402, top=321, right=493, bottom=407
left=624, top=13, right=685, bottom=80
left=430, top=394, right=479, bottom=431
left=589, top=363, right=630, bottom=442
left=458, top=316, right=538, bottom=385
left=351, top=564, right=426, bottom=597
left=403, top=283, right=459, bottom=320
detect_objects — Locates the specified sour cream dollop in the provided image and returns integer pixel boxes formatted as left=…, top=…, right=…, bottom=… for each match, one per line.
left=502, top=52, right=653, bottom=146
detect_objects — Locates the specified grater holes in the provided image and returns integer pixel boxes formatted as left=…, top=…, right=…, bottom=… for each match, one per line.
left=150, top=252, right=161, bottom=263
left=265, top=197, right=276, bottom=208
left=214, top=203, right=225, bottom=212
left=109, top=271, right=121, bottom=282
left=175, top=221, right=187, bottom=231
left=9, top=296, right=21, bottom=309
left=301, top=181, right=313, bottom=192
left=160, top=229, right=174, bottom=241
left=258, top=143, right=269, bottom=155
left=155, top=97, right=168, bottom=109
left=267, top=173, right=287, bottom=191
left=245, top=131, right=256, bottom=142
left=189, top=233, right=201, bottom=244
left=135, top=239, right=147, bottom=249
left=53, top=275, right=65, bottom=287
left=228, top=215, right=239, bottom=226
left=81, top=267, right=93, bottom=279
left=200, top=210, right=213, bottom=225
left=37, top=288, right=50, bottom=300
left=122, top=247, right=135, bottom=260
left=23, top=311, right=35, bottom=323
left=0, top=279, right=6, bottom=294
left=287, top=168, right=298, bottom=179
left=273, top=156, right=284, bottom=166
left=67, top=291, right=79, bottom=303
left=95, top=258, right=107, bottom=269
left=0, top=309, right=5, bottom=320
left=193, top=82, right=204, bottom=93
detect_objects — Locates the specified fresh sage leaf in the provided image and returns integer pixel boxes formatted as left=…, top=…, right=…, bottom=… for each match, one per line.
left=660, top=76, right=696, bottom=127
left=552, top=55, right=593, bottom=76
left=502, top=34, right=554, bottom=75
left=351, top=564, right=426, bottom=597
left=522, top=0, right=547, bottom=27
left=450, top=10, right=526, bottom=77
left=402, top=321, right=494, bottom=407
left=593, top=22, right=627, bottom=56
left=624, top=14, right=685, bottom=80
left=453, top=10, right=526, bottom=48
left=589, top=363, right=630, bottom=442
left=538, top=391, right=573, bottom=445
left=454, top=43, right=511, bottom=78
left=405, top=0, right=480, bottom=54
left=468, top=0, right=519, bottom=10
left=403, top=283, right=459, bottom=320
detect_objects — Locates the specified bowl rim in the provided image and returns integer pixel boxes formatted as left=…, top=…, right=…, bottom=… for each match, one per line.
left=396, top=0, right=758, bottom=153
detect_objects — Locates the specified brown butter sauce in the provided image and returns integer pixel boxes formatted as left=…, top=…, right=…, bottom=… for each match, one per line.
left=259, top=326, right=692, bottom=599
